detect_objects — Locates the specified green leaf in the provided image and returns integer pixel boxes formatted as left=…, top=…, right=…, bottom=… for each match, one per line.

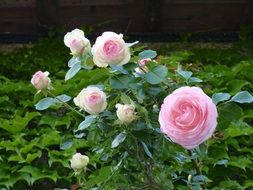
left=86, top=166, right=112, bottom=187
left=0, top=112, right=40, bottom=134
left=60, top=139, right=73, bottom=150
left=141, top=141, right=153, bottom=158
left=188, top=77, right=202, bottom=83
left=224, top=121, right=253, bottom=138
left=111, top=132, right=127, bottom=148
left=78, top=115, right=97, bottom=131
left=177, top=70, right=192, bottom=80
left=65, top=62, right=81, bottom=81
left=145, top=65, right=168, bottom=84
left=139, top=50, right=157, bottom=59
left=68, top=56, right=80, bottom=67
left=109, top=75, right=134, bottom=89
left=35, top=97, right=55, bottom=110
left=55, top=94, right=71, bottom=103
left=212, top=92, right=231, bottom=105
left=229, top=91, right=253, bottom=103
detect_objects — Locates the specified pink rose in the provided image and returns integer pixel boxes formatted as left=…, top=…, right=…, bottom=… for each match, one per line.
left=74, top=86, right=107, bottom=115
left=159, top=86, right=218, bottom=149
left=64, top=29, right=91, bottom=55
left=31, top=71, right=51, bottom=91
left=91, top=32, right=131, bottom=67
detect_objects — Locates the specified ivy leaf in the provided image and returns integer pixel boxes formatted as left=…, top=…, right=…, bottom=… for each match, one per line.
left=145, top=65, right=168, bottom=84
left=65, top=62, right=81, bottom=81
left=139, top=50, right=157, bottom=59
left=229, top=91, right=253, bottom=103
left=212, top=92, right=231, bottom=105
left=111, top=132, right=127, bottom=148
left=78, top=115, right=97, bottom=131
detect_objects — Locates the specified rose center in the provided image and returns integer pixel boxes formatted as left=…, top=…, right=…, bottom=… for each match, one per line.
left=103, top=40, right=120, bottom=56
left=88, top=93, right=100, bottom=105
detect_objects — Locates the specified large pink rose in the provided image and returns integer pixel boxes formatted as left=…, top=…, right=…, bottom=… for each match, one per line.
left=91, top=32, right=130, bottom=67
left=159, top=86, right=218, bottom=149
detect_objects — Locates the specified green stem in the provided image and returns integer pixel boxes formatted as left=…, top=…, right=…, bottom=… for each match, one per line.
left=47, top=91, right=84, bottom=118
left=187, top=150, right=207, bottom=189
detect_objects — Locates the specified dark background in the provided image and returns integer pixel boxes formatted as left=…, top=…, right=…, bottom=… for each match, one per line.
left=0, top=0, right=253, bottom=43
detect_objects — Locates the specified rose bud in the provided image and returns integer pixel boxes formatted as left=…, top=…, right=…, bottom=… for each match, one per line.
left=70, top=153, right=89, bottom=172
left=31, top=71, right=51, bottom=92
left=116, top=104, right=136, bottom=124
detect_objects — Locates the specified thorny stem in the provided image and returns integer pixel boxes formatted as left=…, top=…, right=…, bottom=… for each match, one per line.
left=47, top=91, right=84, bottom=118
left=187, top=150, right=207, bottom=190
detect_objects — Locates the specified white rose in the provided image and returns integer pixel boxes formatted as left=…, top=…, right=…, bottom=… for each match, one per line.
left=64, top=29, right=91, bottom=55
left=70, top=153, right=89, bottom=171
left=115, top=104, right=136, bottom=124
left=31, top=70, right=51, bottom=91
left=91, top=32, right=131, bottom=67
left=74, top=86, right=107, bottom=115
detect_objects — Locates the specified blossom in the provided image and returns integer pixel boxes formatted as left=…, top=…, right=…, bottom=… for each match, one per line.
left=91, top=32, right=130, bottom=67
left=116, top=104, right=136, bottom=124
left=159, top=86, right=218, bottom=149
left=31, top=71, right=51, bottom=92
left=74, top=86, right=107, bottom=115
left=64, top=29, right=91, bottom=55
left=70, top=153, right=89, bottom=172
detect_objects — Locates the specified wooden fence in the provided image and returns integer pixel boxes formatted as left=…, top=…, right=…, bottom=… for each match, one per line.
left=0, top=0, right=252, bottom=41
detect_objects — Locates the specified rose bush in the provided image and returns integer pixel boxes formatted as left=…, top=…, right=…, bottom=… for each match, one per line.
left=1, top=28, right=252, bottom=189
left=28, top=29, right=253, bottom=189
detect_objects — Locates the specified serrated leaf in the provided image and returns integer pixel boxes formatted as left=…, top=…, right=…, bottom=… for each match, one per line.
left=212, top=92, right=231, bottom=105
left=68, top=56, right=80, bottom=67
left=55, top=94, right=71, bottom=103
left=78, top=115, right=97, bottom=131
left=139, top=50, right=157, bottom=59
left=111, top=132, right=127, bottom=148
left=65, top=62, right=81, bottom=81
left=109, top=75, right=134, bottom=89
left=145, top=65, right=168, bottom=84
left=177, top=70, right=192, bottom=80
left=229, top=91, right=253, bottom=103
left=60, top=139, right=73, bottom=150
left=35, top=97, right=55, bottom=110
left=141, top=141, right=153, bottom=158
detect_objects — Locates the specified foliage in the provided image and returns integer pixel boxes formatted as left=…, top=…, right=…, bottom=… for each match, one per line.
left=0, top=36, right=253, bottom=190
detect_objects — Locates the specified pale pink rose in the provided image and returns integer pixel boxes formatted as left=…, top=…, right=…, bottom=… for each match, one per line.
left=116, top=104, right=136, bottom=124
left=70, top=153, right=89, bottom=172
left=74, top=86, right=107, bottom=115
left=31, top=71, right=51, bottom=91
left=64, top=29, right=91, bottom=55
left=91, top=32, right=131, bottom=67
left=159, top=86, right=218, bottom=149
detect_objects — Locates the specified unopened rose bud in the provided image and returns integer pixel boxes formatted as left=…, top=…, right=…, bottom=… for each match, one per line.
left=70, top=153, right=89, bottom=172
left=139, top=58, right=151, bottom=67
left=31, top=71, right=51, bottom=92
left=115, top=104, right=136, bottom=124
